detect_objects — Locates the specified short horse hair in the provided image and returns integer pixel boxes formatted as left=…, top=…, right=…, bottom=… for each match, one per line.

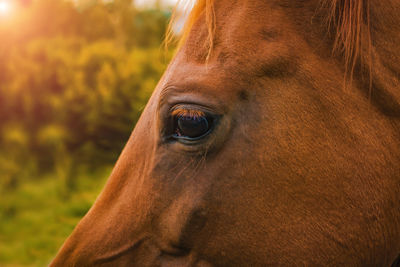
left=166, top=0, right=372, bottom=84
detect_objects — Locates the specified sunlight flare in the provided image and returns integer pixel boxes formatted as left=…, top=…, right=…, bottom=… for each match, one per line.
left=0, top=0, right=12, bottom=17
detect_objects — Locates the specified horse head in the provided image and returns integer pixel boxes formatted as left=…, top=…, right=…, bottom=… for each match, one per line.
left=51, top=0, right=400, bottom=265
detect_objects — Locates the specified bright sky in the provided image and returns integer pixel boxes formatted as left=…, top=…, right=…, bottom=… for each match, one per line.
left=0, top=0, right=13, bottom=17
left=135, top=0, right=179, bottom=8
left=0, top=0, right=183, bottom=13
left=0, top=0, right=189, bottom=21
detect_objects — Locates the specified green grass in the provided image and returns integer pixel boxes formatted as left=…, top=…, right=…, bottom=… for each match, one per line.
left=0, top=167, right=112, bottom=266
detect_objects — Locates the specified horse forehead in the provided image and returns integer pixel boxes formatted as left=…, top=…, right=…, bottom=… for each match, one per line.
left=179, top=1, right=312, bottom=80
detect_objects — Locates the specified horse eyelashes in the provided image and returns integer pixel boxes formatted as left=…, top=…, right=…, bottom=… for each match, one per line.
left=171, top=108, right=206, bottom=119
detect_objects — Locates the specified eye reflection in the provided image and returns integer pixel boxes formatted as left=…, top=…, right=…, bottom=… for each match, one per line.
left=171, top=108, right=212, bottom=140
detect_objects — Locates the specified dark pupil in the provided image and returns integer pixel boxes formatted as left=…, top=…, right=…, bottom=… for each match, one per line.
left=176, top=115, right=209, bottom=138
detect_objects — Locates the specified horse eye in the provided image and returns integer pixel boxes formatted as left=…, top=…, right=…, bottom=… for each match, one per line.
left=172, top=109, right=213, bottom=140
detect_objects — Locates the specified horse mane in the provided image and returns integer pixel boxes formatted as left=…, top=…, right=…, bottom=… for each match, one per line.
left=324, top=0, right=372, bottom=86
left=166, top=0, right=372, bottom=83
left=165, top=0, right=216, bottom=61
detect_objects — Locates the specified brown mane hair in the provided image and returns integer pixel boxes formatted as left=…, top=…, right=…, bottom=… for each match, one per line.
left=323, top=0, right=372, bottom=88
left=165, top=0, right=216, bottom=60
left=166, top=0, right=372, bottom=84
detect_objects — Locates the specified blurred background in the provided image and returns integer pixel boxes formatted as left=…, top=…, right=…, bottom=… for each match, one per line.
left=0, top=0, right=183, bottom=265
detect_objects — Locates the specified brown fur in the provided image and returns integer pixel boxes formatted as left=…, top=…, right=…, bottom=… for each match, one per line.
left=51, top=0, right=400, bottom=266
left=169, top=0, right=371, bottom=78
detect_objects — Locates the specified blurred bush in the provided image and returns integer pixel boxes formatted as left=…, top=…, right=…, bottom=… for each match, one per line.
left=0, top=1, right=176, bottom=265
left=0, top=0, right=172, bottom=187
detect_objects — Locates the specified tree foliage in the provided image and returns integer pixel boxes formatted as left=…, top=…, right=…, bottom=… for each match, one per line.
left=0, top=0, right=172, bottom=186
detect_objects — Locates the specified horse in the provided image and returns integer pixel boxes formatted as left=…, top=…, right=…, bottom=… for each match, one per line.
left=51, top=0, right=400, bottom=265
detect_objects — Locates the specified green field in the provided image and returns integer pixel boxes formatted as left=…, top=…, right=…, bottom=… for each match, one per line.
left=0, top=167, right=111, bottom=266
